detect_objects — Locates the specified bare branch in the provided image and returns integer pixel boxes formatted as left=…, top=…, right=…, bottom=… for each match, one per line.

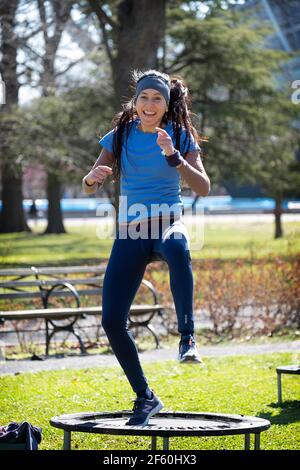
left=22, top=41, right=44, bottom=60
left=54, top=56, right=85, bottom=77
left=37, top=0, right=49, bottom=43
left=87, top=0, right=117, bottom=30
left=99, top=17, right=114, bottom=65
left=66, top=17, right=99, bottom=52
left=50, top=1, right=74, bottom=52
left=17, top=21, right=54, bottom=46
left=87, top=0, right=117, bottom=66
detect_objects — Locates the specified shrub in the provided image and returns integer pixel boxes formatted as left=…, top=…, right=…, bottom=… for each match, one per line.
left=146, top=255, right=300, bottom=338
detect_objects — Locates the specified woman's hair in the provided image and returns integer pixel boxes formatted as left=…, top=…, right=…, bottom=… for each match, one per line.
left=110, top=69, right=202, bottom=182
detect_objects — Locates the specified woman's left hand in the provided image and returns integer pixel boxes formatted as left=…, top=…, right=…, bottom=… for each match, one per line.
left=156, top=127, right=175, bottom=156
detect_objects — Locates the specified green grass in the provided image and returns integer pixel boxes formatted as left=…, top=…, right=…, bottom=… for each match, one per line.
left=200, top=220, right=300, bottom=260
left=0, top=219, right=299, bottom=266
left=1, top=352, right=299, bottom=450
left=1, top=219, right=299, bottom=449
left=0, top=229, right=112, bottom=267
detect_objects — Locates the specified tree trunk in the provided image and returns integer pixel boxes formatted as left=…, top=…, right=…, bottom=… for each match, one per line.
left=0, top=163, right=30, bottom=233
left=88, top=0, right=167, bottom=234
left=114, top=0, right=167, bottom=233
left=38, top=0, right=73, bottom=234
left=0, top=0, right=30, bottom=233
left=113, top=0, right=167, bottom=105
left=44, top=172, right=66, bottom=234
left=274, top=197, right=283, bottom=239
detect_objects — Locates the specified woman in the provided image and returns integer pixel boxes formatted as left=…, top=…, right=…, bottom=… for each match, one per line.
left=82, top=70, right=210, bottom=426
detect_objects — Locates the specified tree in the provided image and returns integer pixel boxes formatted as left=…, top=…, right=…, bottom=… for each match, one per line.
left=164, top=5, right=299, bottom=237
left=1, top=0, right=82, bottom=234
left=249, top=116, right=300, bottom=239
left=0, top=0, right=30, bottom=232
left=35, top=0, right=75, bottom=233
left=86, top=0, right=168, bottom=229
left=88, top=0, right=167, bottom=106
left=7, top=86, right=115, bottom=209
left=0, top=0, right=75, bottom=233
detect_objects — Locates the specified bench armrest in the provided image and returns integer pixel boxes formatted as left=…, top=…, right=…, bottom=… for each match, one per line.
left=44, top=281, right=80, bottom=308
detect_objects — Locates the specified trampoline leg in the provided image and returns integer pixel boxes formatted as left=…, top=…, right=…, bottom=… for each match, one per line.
left=277, top=372, right=282, bottom=405
left=151, top=436, right=157, bottom=450
left=63, top=430, right=71, bottom=450
left=244, top=434, right=251, bottom=450
left=163, top=437, right=169, bottom=450
left=254, top=433, right=260, bottom=450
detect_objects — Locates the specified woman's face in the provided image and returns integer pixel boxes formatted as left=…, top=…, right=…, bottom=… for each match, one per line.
left=135, top=89, right=168, bottom=132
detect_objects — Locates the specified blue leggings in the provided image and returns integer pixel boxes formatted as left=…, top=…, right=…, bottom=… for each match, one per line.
left=101, top=218, right=194, bottom=394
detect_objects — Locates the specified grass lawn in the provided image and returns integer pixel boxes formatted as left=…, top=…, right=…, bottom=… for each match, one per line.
left=1, top=218, right=299, bottom=450
left=0, top=218, right=299, bottom=266
left=1, top=352, right=299, bottom=450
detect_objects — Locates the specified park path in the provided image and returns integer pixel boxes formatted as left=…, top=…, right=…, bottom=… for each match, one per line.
left=0, top=340, right=299, bottom=377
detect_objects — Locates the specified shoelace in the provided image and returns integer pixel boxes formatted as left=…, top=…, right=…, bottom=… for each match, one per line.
left=181, top=337, right=194, bottom=347
left=180, top=337, right=196, bottom=356
left=132, top=398, right=146, bottom=412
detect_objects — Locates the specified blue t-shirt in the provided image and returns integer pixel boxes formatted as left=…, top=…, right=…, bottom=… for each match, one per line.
left=99, top=119, right=200, bottom=224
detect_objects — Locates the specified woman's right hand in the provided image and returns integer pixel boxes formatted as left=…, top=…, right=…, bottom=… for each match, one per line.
left=85, top=165, right=113, bottom=185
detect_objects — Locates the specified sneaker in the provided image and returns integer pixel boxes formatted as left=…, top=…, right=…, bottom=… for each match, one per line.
left=126, top=392, right=164, bottom=426
left=178, top=334, right=202, bottom=363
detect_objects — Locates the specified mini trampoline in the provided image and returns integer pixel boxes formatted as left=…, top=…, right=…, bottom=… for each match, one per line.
left=50, top=410, right=271, bottom=450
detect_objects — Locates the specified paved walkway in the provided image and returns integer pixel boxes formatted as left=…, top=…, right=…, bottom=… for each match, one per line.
left=0, top=340, right=299, bottom=376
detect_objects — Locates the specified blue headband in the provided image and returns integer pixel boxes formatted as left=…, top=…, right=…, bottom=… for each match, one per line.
left=136, top=75, right=170, bottom=105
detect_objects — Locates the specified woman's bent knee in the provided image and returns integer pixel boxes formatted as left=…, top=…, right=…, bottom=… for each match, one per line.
left=101, top=313, right=126, bottom=336
left=101, top=314, right=115, bottom=335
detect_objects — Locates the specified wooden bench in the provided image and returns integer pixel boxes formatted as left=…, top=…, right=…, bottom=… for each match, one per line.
left=0, top=265, right=165, bottom=356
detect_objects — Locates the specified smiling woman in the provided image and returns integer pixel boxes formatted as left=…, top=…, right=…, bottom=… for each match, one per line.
left=135, top=88, right=168, bottom=132
left=81, top=68, right=210, bottom=427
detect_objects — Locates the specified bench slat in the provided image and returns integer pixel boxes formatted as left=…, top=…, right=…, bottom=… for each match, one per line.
left=0, top=265, right=106, bottom=277
left=0, top=277, right=104, bottom=289
left=0, top=304, right=163, bottom=320
left=0, top=288, right=103, bottom=300
left=0, top=292, right=44, bottom=300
